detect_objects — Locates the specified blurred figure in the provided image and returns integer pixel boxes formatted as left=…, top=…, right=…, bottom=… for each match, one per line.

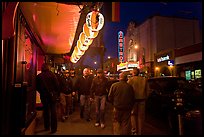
left=127, top=67, right=148, bottom=135
left=90, top=68, right=108, bottom=128
left=108, top=72, right=135, bottom=135
left=70, top=69, right=78, bottom=112
left=62, top=70, right=73, bottom=117
left=55, top=69, right=67, bottom=122
left=36, top=63, right=59, bottom=133
left=75, top=68, right=94, bottom=121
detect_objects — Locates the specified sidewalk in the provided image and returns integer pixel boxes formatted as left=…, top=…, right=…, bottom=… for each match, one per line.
left=34, top=101, right=170, bottom=135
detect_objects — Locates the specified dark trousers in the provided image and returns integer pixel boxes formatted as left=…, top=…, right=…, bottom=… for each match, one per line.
left=95, top=95, right=106, bottom=124
left=42, top=98, right=57, bottom=132
left=112, top=107, right=132, bottom=135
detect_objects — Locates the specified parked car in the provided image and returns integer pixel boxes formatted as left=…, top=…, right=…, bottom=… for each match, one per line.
left=145, top=76, right=202, bottom=135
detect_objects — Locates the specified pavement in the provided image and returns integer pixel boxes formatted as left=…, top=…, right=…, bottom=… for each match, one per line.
left=34, top=101, right=171, bottom=135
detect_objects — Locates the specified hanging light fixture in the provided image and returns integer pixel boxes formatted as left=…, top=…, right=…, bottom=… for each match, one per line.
left=79, top=31, right=94, bottom=45
left=70, top=3, right=104, bottom=64
left=85, top=11, right=104, bottom=32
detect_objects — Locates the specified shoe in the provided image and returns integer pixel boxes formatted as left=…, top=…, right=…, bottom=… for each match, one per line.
left=61, top=116, right=66, bottom=122
left=100, top=123, right=105, bottom=128
left=131, top=128, right=137, bottom=135
left=95, top=123, right=100, bottom=127
left=64, top=115, right=68, bottom=119
left=86, top=118, right=91, bottom=122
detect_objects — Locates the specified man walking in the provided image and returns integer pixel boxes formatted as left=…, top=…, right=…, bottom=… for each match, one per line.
left=75, top=68, right=94, bottom=121
left=127, top=67, right=148, bottom=135
left=36, top=63, right=59, bottom=133
left=108, top=72, right=135, bottom=135
left=90, top=68, right=108, bottom=128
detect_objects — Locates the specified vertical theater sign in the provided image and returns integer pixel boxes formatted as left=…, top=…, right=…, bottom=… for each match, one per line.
left=118, top=31, right=124, bottom=63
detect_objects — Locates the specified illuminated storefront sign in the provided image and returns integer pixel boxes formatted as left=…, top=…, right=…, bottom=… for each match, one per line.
left=117, top=62, right=127, bottom=71
left=118, top=31, right=124, bottom=63
left=117, top=62, right=139, bottom=71
left=128, top=63, right=139, bottom=68
left=168, top=60, right=174, bottom=66
left=157, top=55, right=170, bottom=62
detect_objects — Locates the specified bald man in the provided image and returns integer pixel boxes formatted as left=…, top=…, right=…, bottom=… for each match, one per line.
left=108, top=72, right=135, bottom=135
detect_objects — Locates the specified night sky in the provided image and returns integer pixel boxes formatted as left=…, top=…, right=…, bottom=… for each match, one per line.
left=83, top=2, right=202, bottom=69
left=103, top=2, right=202, bottom=59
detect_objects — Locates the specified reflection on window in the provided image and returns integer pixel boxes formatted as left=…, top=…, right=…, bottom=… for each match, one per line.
left=195, top=69, right=201, bottom=79
left=185, top=70, right=191, bottom=80
left=191, top=71, right=195, bottom=80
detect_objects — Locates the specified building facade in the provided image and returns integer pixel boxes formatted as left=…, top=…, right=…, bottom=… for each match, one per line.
left=124, top=15, right=202, bottom=78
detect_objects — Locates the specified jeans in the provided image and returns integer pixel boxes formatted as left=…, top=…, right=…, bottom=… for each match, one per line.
left=80, top=95, right=92, bottom=119
left=131, top=101, right=146, bottom=135
left=94, top=95, right=106, bottom=124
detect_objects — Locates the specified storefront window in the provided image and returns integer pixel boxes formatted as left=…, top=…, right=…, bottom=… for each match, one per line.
left=195, top=69, right=201, bottom=79
left=191, top=71, right=195, bottom=80
left=185, top=70, right=191, bottom=80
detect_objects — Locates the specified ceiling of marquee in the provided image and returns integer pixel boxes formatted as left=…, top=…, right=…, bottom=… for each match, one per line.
left=19, top=2, right=83, bottom=55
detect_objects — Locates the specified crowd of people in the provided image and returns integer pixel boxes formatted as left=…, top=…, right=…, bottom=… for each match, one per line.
left=36, top=63, right=148, bottom=135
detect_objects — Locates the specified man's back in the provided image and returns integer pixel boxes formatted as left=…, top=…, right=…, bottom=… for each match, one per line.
left=36, top=71, right=59, bottom=95
left=128, top=76, right=147, bottom=100
left=109, top=81, right=135, bottom=110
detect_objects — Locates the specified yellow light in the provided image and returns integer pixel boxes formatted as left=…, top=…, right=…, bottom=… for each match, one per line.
left=86, top=11, right=104, bottom=32
left=77, top=40, right=89, bottom=51
left=155, top=67, right=159, bottom=70
left=79, top=31, right=93, bottom=46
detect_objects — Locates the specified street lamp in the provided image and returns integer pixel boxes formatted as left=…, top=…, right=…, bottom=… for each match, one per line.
left=155, top=67, right=159, bottom=77
left=108, top=56, right=111, bottom=59
left=135, top=44, right=145, bottom=66
left=169, top=65, right=173, bottom=76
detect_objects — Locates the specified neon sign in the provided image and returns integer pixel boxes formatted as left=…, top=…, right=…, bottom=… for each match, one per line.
left=157, top=55, right=170, bottom=62
left=118, top=31, right=124, bottom=63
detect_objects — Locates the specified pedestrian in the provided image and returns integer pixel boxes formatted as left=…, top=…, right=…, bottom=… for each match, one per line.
left=55, top=69, right=67, bottom=122
left=36, top=63, right=59, bottom=133
left=75, top=68, right=94, bottom=121
left=108, top=72, right=135, bottom=135
left=90, top=68, right=108, bottom=128
left=70, top=69, right=78, bottom=112
left=61, top=70, right=73, bottom=119
left=127, top=67, right=148, bottom=135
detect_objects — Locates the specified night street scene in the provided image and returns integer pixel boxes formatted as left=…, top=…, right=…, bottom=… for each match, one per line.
left=2, top=2, right=202, bottom=135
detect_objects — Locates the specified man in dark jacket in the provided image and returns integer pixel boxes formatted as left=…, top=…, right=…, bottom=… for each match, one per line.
left=108, top=72, right=135, bottom=135
left=90, top=68, right=108, bottom=128
left=36, top=63, right=59, bottom=133
left=75, top=68, right=94, bottom=121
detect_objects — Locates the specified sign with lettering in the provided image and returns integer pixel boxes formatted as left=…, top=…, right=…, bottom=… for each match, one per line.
left=168, top=60, right=174, bottom=66
left=157, top=55, right=170, bottom=62
left=118, top=31, right=124, bottom=63
left=86, top=11, right=104, bottom=32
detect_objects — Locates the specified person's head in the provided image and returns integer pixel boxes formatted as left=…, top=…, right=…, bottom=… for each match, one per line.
left=96, top=68, right=103, bottom=78
left=83, top=68, right=90, bottom=76
left=41, top=63, right=50, bottom=72
left=64, top=69, right=70, bottom=77
left=131, top=67, right=140, bottom=76
left=70, top=69, right=75, bottom=77
left=119, top=72, right=128, bottom=81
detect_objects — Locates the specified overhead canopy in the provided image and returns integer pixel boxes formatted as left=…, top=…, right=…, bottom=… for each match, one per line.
left=19, top=2, right=82, bottom=55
